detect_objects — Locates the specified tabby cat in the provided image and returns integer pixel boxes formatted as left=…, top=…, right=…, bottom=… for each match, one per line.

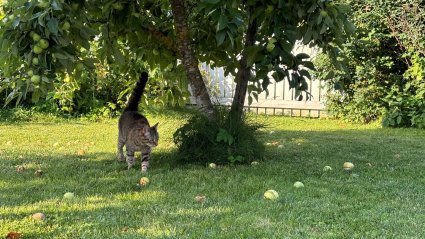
left=117, top=72, right=159, bottom=172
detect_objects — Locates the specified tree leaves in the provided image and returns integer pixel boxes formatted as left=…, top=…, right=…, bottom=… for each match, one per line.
left=47, top=18, right=59, bottom=35
left=303, top=27, right=313, bottom=44
left=12, top=17, right=21, bottom=29
left=344, top=21, right=356, bottom=34
left=216, top=30, right=226, bottom=46
left=113, top=48, right=126, bottom=65
left=51, top=0, right=63, bottom=11
left=217, top=14, right=228, bottom=31
left=245, top=46, right=262, bottom=67
left=296, top=53, right=310, bottom=60
left=300, top=61, right=316, bottom=71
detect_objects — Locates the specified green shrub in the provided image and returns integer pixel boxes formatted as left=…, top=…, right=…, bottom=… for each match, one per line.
left=382, top=54, right=425, bottom=128
left=315, top=0, right=425, bottom=127
left=173, top=107, right=265, bottom=165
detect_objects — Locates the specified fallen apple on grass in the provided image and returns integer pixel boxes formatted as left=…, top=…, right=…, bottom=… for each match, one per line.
left=77, top=149, right=86, bottom=156
left=32, top=212, right=46, bottom=221
left=34, top=170, right=43, bottom=176
left=63, top=192, right=75, bottom=199
left=343, top=162, right=354, bottom=171
left=15, top=166, right=25, bottom=172
left=5, top=231, right=22, bottom=239
left=323, top=166, right=332, bottom=171
left=263, top=190, right=279, bottom=200
left=293, top=181, right=305, bottom=188
left=194, top=195, right=206, bottom=203
left=139, top=177, right=150, bottom=186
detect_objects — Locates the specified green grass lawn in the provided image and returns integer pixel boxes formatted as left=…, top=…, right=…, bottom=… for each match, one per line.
left=1, top=111, right=425, bottom=238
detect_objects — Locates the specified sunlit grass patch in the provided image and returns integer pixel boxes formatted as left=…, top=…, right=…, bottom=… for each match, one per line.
left=1, top=112, right=425, bottom=238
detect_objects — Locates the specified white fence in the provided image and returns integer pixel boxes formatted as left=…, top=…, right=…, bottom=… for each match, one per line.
left=197, top=44, right=327, bottom=117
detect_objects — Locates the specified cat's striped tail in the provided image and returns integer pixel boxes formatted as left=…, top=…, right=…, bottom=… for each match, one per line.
left=124, top=72, right=148, bottom=112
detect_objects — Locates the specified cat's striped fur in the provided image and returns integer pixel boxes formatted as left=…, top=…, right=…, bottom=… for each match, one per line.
left=118, top=72, right=159, bottom=172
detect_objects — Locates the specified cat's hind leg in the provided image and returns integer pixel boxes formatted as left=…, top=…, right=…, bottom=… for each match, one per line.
left=126, top=150, right=136, bottom=170
left=117, top=139, right=125, bottom=162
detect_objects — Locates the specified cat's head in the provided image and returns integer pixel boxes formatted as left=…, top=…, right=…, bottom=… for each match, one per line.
left=143, top=123, right=159, bottom=147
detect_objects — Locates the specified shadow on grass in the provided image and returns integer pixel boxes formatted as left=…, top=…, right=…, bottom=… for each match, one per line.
left=0, top=149, right=180, bottom=206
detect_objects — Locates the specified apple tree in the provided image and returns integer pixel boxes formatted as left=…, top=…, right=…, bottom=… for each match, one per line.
left=0, top=0, right=353, bottom=120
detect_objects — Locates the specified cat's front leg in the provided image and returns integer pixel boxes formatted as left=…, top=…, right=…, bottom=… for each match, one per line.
left=141, top=148, right=151, bottom=172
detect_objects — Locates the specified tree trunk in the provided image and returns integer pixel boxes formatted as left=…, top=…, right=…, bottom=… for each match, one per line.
left=230, top=9, right=258, bottom=120
left=170, top=0, right=215, bottom=119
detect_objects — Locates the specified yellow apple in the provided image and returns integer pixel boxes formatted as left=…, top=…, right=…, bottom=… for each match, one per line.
left=63, top=192, right=75, bottom=199
left=293, top=181, right=304, bottom=188
left=264, top=189, right=279, bottom=200
left=32, top=212, right=46, bottom=220
left=343, top=162, right=354, bottom=171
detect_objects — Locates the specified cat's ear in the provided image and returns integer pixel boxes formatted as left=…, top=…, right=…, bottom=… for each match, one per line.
left=152, top=122, right=159, bottom=129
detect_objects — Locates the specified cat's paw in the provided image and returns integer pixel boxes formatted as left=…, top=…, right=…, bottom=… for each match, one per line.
left=126, top=163, right=136, bottom=170
left=118, top=155, right=125, bottom=162
left=127, top=158, right=134, bottom=170
left=141, top=161, right=149, bottom=173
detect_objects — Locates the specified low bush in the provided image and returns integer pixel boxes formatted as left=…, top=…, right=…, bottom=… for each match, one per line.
left=173, top=107, right=265, bottom=165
